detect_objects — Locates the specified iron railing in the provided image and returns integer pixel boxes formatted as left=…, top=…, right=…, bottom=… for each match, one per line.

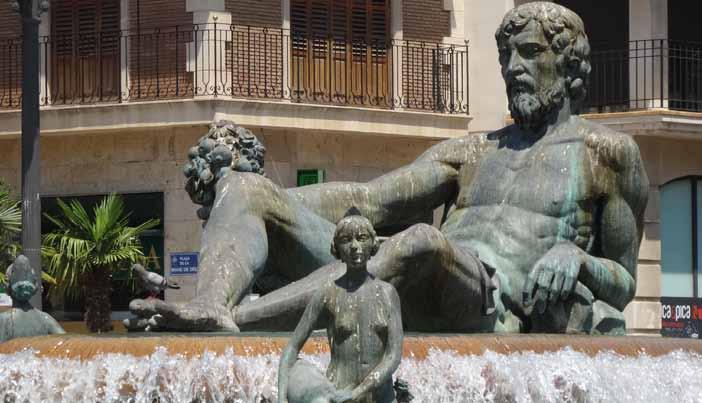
left=0, top=24, right=469, bottom=114
left=585, top=39, right=702, bottom=113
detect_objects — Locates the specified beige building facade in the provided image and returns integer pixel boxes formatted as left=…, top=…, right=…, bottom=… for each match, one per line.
left=0, top=0, right=700, bottom=335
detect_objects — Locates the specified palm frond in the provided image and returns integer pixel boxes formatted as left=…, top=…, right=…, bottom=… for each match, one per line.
left=42, top=194, right=159, bottom=301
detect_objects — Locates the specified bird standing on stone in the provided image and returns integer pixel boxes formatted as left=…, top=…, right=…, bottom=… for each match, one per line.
left=131, top=264, right=180, bottom=298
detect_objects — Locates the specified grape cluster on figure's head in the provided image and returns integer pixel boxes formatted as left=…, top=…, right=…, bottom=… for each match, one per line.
left=183, top=121, right=266, bottom=220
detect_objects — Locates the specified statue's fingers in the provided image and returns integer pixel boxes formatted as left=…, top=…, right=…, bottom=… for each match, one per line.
left=123, top=317, right=150, bottom=332
left=550, top=272, right=565, bottom=306
left=152, top=300, right=189, bottom=329
left=535, top=269, right=553, bottom=314
left=129, top=299, right=158, bottom=317
left=522, top=266, right=541, bottom=305
left=147, top=314, right=165, bottom=331
left=561, top=274, right=576, bottom=301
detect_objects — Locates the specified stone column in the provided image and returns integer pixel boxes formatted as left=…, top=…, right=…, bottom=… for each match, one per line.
left=38, top=11, right=49, bottom=106
left=441, top=0, right=468, bottom=114
left=281, top=0, right=291, bottom=100
left=186, top=0, right=232, bottom=96
left=442, top=0, right=464, bottom=45
left=391, top=0, right=403, bottom=109
left=119, top=0, right=129, bottom=101
left=464, top=0, right=513, bottom=132
left=629, top=0, right=668, bottom=109
left=623, top=1, right=667, bottom=335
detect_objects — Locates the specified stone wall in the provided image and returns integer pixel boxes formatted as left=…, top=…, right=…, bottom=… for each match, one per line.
left=624, top=136, right=702, bottom=335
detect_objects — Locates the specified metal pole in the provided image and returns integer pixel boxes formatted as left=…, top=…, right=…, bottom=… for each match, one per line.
left=14, top=0, right=48, bottom=309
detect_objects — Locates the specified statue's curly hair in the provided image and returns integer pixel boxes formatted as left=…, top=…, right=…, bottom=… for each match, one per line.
left=183, top=121, right=266, bottom=220
left=203, top=120, right=266, bottom=175
left=495, top=2, right=591, bottom=113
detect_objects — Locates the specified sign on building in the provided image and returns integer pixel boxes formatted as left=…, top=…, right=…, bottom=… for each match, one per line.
left=661, top=297, right=702, bottom=338
left=170, top=252, right=199, bottom=276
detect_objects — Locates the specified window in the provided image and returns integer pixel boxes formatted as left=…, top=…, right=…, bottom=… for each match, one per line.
left=297, top=169, right=324, bottom=186
left=291, top=0, right=388, bottom=58
left=50, top=0, right=121, bottom=103
left=661, top=177, right=702, bottom=297
left=289, top=0, right=390, bottom=105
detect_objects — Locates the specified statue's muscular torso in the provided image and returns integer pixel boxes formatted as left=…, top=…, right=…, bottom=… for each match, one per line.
left=434, top=117, right=626, bottom=316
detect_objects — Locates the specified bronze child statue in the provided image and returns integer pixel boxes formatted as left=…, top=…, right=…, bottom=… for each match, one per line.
left=0, top=255, right=65, bottom=342
left=278, top=210, right=403, bottom=403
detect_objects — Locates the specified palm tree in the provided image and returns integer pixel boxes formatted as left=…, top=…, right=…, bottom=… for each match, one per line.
left=42, top=194, right=159, bottom=333
left=0, top=183, right=21, bottom=284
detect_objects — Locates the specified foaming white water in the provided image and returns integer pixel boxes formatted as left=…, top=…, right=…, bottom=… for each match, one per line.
left=1, top=348, right=701, bottom=403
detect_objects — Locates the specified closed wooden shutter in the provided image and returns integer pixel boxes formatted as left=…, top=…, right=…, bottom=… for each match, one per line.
left=291, top=0, right=388, bottom=50
left=290, top=0, right=389, bottom=106
left=52, top=2, right=74, bottom=57
left=290, top=0, right=308, bottom=53
left=50, top=0, right=121, bottom=104
left=52, top=0, right=120, bottom=56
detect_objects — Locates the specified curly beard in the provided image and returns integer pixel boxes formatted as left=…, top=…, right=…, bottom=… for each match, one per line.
left=508, top=77, right=566, bottom=132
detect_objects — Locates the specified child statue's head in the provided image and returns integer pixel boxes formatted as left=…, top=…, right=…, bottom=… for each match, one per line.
left=331, top=208, right=380, bottom=267
left=7, top=255, right=38, bottom=302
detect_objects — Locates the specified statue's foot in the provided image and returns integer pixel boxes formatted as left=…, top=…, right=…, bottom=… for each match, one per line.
left=128, top=298, right=239, bottom=332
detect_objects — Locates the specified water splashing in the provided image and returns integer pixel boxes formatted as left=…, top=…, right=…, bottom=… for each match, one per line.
left=1, top=347, right=700, bottom=402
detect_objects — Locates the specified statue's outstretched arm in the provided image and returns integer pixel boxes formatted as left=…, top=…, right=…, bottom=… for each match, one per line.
left=350, top=284, right=403, bottom=401
left=288, top=136, right=481, bottom=227
left=278, top=289, right=326, bottom=403
left=45, top=314, right=66, bottom=335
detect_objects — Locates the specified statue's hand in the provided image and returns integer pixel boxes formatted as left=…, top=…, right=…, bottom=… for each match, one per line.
left=126, top=298, right=239, bottom=332
left=522, top=242, right=585, bottom=314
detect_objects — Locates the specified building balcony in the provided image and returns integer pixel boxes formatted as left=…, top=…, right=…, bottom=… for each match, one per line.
left=0, top=23, right=468, bottom=114
left=0, top=24, right=471, bottom=140
left=585, top=39, right=702, bottom=113
left=581, top=39, right=702, bottom=138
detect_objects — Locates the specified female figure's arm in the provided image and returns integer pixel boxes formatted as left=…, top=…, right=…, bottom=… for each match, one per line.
left=278, top=289, right=326, bottom=403
left=350, top=284, right=403, bottom=401
left=43, top=313, right=66, bottom=335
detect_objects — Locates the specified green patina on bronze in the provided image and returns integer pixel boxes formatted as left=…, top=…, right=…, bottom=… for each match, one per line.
left=126, top=2, right=648, bottom=337
left=0, top=255, right=65, bottom=342
left=278, top=212, right=403, bottom=403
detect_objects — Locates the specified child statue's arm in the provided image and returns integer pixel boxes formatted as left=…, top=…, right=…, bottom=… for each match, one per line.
left=277, top=289, right=326, bottom=403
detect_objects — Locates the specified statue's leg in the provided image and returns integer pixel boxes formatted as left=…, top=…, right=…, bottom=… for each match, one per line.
left=236, top=223, right=497, bottom=332
left=369, top=223, right=496, bottom=332
left=287, top=360, right=337, bottom=403
left=130, top=175, right=336, bottom=331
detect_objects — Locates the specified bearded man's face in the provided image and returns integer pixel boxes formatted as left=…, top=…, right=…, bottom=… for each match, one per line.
left=498, top=19, right=567, bottom=131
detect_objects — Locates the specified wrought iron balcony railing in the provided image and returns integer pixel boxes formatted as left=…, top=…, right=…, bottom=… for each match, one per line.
left=0, top=23, right=469, bottom=114
left=585, top=39, right=702, bottom=113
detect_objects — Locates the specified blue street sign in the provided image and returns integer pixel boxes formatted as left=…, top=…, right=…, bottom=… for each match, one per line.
left=170, top=252, right=199, bottom=276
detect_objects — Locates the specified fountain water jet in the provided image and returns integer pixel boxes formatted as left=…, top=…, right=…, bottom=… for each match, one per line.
left=1, top=335, right=701, bottom=403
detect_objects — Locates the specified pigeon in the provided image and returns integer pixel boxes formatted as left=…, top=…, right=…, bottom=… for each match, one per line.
left=131, top=264, right=180, bottom=297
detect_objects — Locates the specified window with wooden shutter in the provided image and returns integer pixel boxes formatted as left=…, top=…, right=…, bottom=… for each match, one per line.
left=50, top=0, right=121, bottom=104
left=51, top=0, right=120, bottom=57
left=290, top=0, right=389, bottom=106
left=290, top=0, right=389, bottom=55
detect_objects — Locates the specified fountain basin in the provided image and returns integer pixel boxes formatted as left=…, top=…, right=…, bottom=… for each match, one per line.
left=2, top=334, right=702, bottom=402
left=1, top=333, right=701, bottom=359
